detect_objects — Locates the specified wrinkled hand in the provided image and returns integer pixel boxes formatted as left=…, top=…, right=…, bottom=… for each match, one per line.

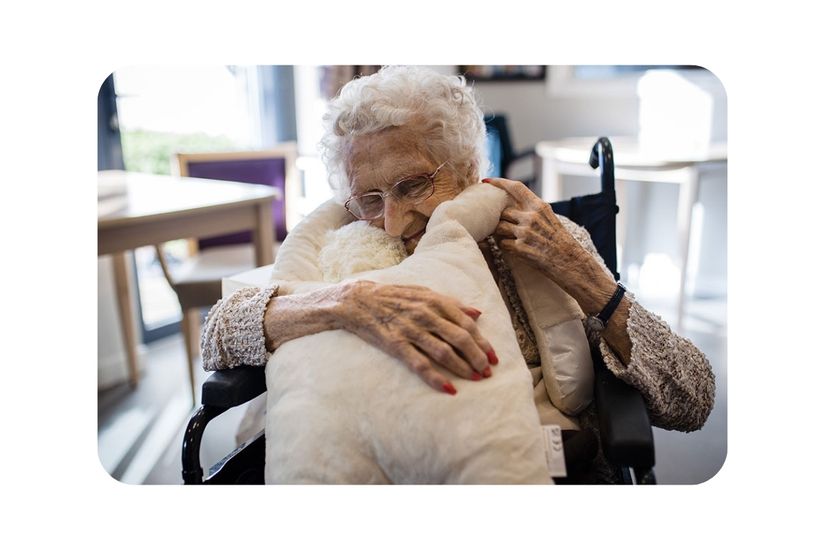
left=483, top=178, right=634, bottom=363
left=335, top=280, right=499, bottom=395
left=483, top=177, right=586, bottom=283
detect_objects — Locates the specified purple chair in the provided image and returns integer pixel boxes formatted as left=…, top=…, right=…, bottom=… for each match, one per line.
left=154, top=145, right=297, bottom=403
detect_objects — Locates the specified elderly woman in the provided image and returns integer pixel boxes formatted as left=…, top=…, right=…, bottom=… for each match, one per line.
left=201, top=66, right=715, bottom=481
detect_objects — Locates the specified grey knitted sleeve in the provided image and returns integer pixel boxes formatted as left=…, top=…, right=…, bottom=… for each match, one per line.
left=598, top=307, right=716, bottom=432
left=200, top=284, right=279, bottom=371
left=558, top=215, right=716, bottom=432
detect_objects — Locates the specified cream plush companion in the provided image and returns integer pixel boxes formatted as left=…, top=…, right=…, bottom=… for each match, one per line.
left=264, top=184, right=562, bottom=484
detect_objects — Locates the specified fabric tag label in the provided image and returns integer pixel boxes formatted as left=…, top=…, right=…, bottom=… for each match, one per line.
left=542, top=425, right=567, bottom=478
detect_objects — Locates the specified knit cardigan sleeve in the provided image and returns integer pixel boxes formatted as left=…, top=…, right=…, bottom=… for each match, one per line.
left=200, top=284, right=278, bottom=372
left=559, top=216, right=716, bottom=432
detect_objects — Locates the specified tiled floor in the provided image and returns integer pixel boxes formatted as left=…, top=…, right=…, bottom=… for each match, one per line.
left=97, top=293, right=727, bottom=485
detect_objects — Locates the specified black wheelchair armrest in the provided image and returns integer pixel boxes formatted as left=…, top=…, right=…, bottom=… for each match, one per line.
left=183, top=366, right=267, bottom=484
left=201, top=366, right=266, bottom=409
left=593, top=354, right=655, bottom=471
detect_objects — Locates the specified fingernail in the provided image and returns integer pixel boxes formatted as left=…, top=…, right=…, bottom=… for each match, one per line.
left=443, top=382, right=457, bottom=395
left=483, top=366, right=492, bottom=378
left=487, top=350, right=499, bottom=365
left=469, top=308, right=482, bottom=317
left=471, top=372, right=482, bottom=381
left=482, top=178, right=491, bottom=183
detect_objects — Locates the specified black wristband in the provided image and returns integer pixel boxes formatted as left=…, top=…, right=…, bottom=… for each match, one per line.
left=596, top=282, right=626, bottom=326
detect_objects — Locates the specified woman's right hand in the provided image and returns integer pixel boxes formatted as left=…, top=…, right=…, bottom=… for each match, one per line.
left=333, top=280, right=499, bottom=395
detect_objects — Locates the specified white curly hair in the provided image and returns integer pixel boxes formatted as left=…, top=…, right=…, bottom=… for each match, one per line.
left=319, top=65, right=490, bottom=204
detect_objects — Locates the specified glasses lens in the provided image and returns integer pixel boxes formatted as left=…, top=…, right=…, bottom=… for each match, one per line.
left=350, top=194, right=384, bottom=219
left=393, top=176, right=433, bottom=203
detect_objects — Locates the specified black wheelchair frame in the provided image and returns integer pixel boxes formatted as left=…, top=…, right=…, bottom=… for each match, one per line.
left=182, top=137, right=656, bottom=485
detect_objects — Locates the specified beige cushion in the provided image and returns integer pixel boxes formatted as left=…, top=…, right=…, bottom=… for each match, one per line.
left=506, top=255, right=595, bottom=416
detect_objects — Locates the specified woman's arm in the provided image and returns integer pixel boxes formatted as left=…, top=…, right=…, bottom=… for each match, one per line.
left=201, top=280, right=499, bottom=395
left=485, top=177, right=715, bottom=432
left=544, top=218, right=633, bottom=364
left=556, top=215, right=715, bottom=432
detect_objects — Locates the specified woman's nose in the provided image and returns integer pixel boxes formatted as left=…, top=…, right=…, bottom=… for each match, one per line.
left=380, top=196, right=408, bottom=237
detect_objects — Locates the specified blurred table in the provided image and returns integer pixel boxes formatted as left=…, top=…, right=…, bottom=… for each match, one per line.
left=536, top=137, right=727, bottom=330
left=98, top=170, right=279, bottom=386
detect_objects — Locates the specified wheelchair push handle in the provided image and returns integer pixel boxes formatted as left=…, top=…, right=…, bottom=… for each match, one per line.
left=588, top=137, right=615, bottom=197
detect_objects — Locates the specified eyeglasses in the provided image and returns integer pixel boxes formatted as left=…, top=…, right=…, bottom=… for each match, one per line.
left=344, top=162, right=447, bottom=220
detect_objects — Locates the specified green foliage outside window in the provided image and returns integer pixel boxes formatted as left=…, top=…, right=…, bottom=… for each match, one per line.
left=120, top=129, right=238, bottom=175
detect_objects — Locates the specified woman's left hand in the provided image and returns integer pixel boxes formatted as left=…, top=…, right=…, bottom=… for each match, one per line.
left=482, top=177, right=587, bottom=284
left=484, top=177, right=633, bottom=362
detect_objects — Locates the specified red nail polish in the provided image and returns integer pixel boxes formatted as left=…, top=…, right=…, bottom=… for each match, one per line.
left=483, top=366, right=492, bottom=378
left=487, top=350, right=499, bottom=365
left=482, top=178, right=491, bottom=183
left=443, top=382, right=457, bottom=395
left=471, top=372, right=482, bottom=381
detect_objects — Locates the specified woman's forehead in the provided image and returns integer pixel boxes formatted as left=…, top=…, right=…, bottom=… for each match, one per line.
left=347, top=129, right=434, bottom=191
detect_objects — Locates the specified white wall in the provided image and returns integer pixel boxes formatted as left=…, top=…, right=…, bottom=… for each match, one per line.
left=474, top=82, right=641, bottom=147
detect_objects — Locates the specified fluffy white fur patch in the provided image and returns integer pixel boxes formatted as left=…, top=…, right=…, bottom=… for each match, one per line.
left=318, top=221, right=408, bottom=282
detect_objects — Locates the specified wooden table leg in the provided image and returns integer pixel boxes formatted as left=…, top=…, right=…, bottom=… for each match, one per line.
left=181, top=308, right=200, bottom=406
left=252, top=202, right=274, bottom=266
left=676, top=167, right=701, bottom=333
left=112, top=251, right=140, bottom=386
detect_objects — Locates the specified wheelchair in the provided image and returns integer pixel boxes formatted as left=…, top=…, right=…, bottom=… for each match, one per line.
left=182, top=137, right=657, bottom=485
